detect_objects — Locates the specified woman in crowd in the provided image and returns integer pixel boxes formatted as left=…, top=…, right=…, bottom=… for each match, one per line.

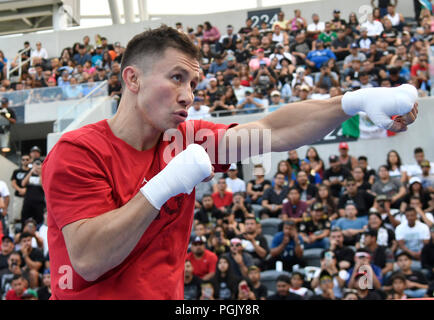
left=386, top=150, right=408, bottom=184
left=273, top=160, right=295, bottom=188
left=315, top=184, right=338, bottom=220
left=305, top=146, right=325, bottom=179
left=101, top=51, right=112, bottom=72
left=210, top=256, right=240, bottom=300
left=200, top=42, right=214, bottom=75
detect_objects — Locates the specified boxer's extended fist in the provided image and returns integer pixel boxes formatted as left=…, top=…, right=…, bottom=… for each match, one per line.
left=141, top=144, right=212, bottom=210
left=342, top=84, right=418, bottom=132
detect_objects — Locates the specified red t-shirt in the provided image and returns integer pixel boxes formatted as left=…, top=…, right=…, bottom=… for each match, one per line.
left=5, top=290, right=23, bottom=300
left=42, top=119, right=236, bottom=300
left=186, top=250, right=218, bottom=279
left=212, top=191, right=233, bottom=209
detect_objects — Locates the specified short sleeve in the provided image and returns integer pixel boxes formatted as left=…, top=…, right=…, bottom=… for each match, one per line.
left=395, top=226, right=403, bottom=241
left=42, top=140, right=117, bottom=230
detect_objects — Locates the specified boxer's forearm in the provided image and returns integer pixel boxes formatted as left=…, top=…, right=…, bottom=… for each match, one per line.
left=62, top=192, right=159, bottom=282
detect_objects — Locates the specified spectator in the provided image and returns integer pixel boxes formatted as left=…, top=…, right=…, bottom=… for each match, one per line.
left=281, top=187, right=307, bottom=223
left=323, top=155, right=352, bottom=198
left=223, top=210, right=245, bottom=238
left=338, top=177, right=375, bottom=218
left=291, top=66, right=314, bottom=89
left=289, top=32, right=312, bottom=66
left=73, top=44, right=91, bottom=66
left=315, top=64, right=340, bottom=91
left=249, top=48, right=271, bottom=72
left=315, top=184, right=339, bottom=220
left=225, top=164, right=246, bottom=194
left=419, top=160, right=434, bottom=192
left=240, top=217, right=269, bottom=268
left=305, top=147, right=325, bottom=179
left=298, top=160, right=321, bottom=192
left=311, top=250, right=346, bottom=298
left=269, top=220, right=304, bottom=272
left=306, top=40, right=336, bottom=71
left=359, top=229, right=395, bottom=276
left=386, top=272, right=408, bottom=300
left=411, top=54, right=430, bottom=92
left=268, top=90, right=284, bottom=112
left=352, top=166, right=372, bottom=192
left=5, top=275, right=27, bottom=300
left=63, top=77, right=83, bottom=100
left=347, top=249, right=383, bottom=290
left=0, top=179, right=10, bottom=235
left=247, top=265, right=267, bottom=300
left=331, top=29, right=351, bottom=62
left=329, top=227, right=355, bottom=270
left=184, top=259, right=202, bottom=300
left=236, top=278, right=256, bottom=300
left=385, top=4, right=405, bottom=30
left=358, top=156, right=377, bottom=185
left=352, top=272, right=383, bottom=300
left=14, top=218, right=44, bottom=251
left=212, top=178, right=233, bottom=213
left=1, top=251, right=29, bottom=297
left=331, top=9, right=347, bottom=30
left=289, top=271, right=312, bottom=298
left=246, top=165, right=271, bottom=205
left=210, top=255, right=239, bottom=300
left=30, top=42, right=48, bottom=66
left=288, top=9, right=307, bottom=35
left=199, top=281, right=215, bottom=300
left=396, top=207, right=430, bottom=262
left=18, top=232, right=44, bottom=288
left=218, top=25, right=238, bottom=53
left=228, top=192, right=252, bottom=224
left=421, top=226, right=434, bottom=280
left=309, top=271, right=337, bottom=300
left=384, top=252, right=429, bottom=298
left=209, top=54, right=227, bottom=75
left=318, top=22, right=338, bottom=47
left=0, top=235, right=14, bottom=274
left=21, top=158, right=45, bottom=226
left=361, top=14, right=384, bottom=38
left=36, top=269, right=51, bottom=300
left=372, top=165, right=406, bottom=209
left=187, top=96, right=210, bottom=120
left=0, top=97, right=17, bottom=154
left=267, top=274, right=303, bottom=300
left=299, top=202, right=331, bottom=249
left=335, top=202, right=368, bottom=245
left=272, top=11, right=289, bottom=32
left=236, top=88, right=264, bottom=114
left=261, top=172, right=290, bottom=219
left=358, top=27, right=373, bottom=53
left=202, top=21, right=221, bottom=45
left=187, top=236, right=218, bottom=281
left=223, top=237, right=254, bottom=278
left=366, top=210, right=396, bottom=249
left=307, top=13, right=326, bottom=40
left=252, top=61, right=277, bottom=95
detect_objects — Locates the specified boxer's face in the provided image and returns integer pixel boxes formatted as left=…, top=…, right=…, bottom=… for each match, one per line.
left=135, top=48, right=200, bottom=132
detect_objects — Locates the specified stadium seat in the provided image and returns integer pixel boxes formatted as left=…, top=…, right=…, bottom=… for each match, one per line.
left=251, top=204, right=263, bottom=218
left=260, top=218, right=282, bottom=237
left=303, top=248, right=323, bottom=267
left=264, top=234, right=274, bottom=249
left=260, top=269, right=291, bottom=296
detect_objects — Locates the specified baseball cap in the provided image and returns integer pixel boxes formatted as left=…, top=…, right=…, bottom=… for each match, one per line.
left=271, top=90, right=281, bottom=96
left=421, top=160, right=431, bottom=167
left=114, top=41, right=121, bottom=47
left=409, top=176, right=422, bottom=185
left=244, top=87, right=253, bottom=94
left=350, top=43, right=359, bottom=49
left=311, top=202, right=324, bottom=211
left=227, top=55, right=235, bottom=61
left=355, top=251, right=371, bottom=259
left=230, top=238, right=242, bottom=245
left=227, top=24, right=233, bottom=29
left=192, top=236, right=206, bottom=244
left=1, top=97, right=8, bottom=104
left=333, top=9, right=341, bottom=13
left=329, top=155, right=339, bottom=162
left=300, top=84, right=310, bottom=91
left=256, top=48, right=264, bottom=53
left=30, top=146, right=41, bottom=153
left=229, top=163, right=237, bottom=170
left=1, top=235, right=13, bottom=243
left=339, top=142, right=349, bottom=150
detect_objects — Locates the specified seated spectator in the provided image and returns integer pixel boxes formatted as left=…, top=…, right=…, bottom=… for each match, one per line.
left=347, top=249, right=383, bottom=289
left=396, top=207, right=430, bottom=262
left=18, top=232, right=44, bottom=288
left=384, top=4, right=405, bottom=31
left=421, top=226, right=434, bottom=280
left=323, top=155, right=352, bottom=198
left=194, top=194, right=223, bottom=226
left=305, top=147, right=325, bottom=179
left=334, top=202, right=368, bottom=245
left=352, top=166, right=372, bottom=192
left=210, top=255, right=239, bottom=300
left=184, top=259, right=202, bottom=300
left=405, top=147, right=434, bottom=179
left=14, top=218, right=44, bottom=251
left=187, top=96, right=210, bottom=120
left=352, top=272, right=383, bottom=300
left=384, top=252, right=429, bottom=298
left=361, top=14, right=384, bottom=38
left=289, top=271, right=313, bottom=298
left=294, top=170, right=317, bottom=205
left=36, top=269, right=51, bottom=300
left=252, top=61, right=277, bottom=95
left=208, top=226, right=230, bottom=256
left=63, top=77, right=83, bottom=100
left=236, top=278, right=256, bottom=300
left=225, top=164, right=246, bottom=194
left=209, top=54, right=227, bottom=75
left=223, top=238, right=254, bottom=278
left=338, top=177, right=375, bottom=218
left=247, top=265, right=268, bottom=300
left=261, top=172, right=290, bottom=219
left=386, top=273, right=408, bottom=300
left=291, top=66, right=314, bottom=89
left=212, top=178, right=233, bottom=213
left=385, top=150, right=408, bottom=184
left=299, top=158, right=322, bottom=186
left=73, top=44, right=91, bottom=66
left=202, top=21, right=221, bottom=45
left=358, top=229, right=394, bottom=276
left=306, top=40, right=336, bottom=71
left=240, top=217, right=269, bottom=269
left=309, top=271, right=337, bottom=300
left=0, top=235, right=14, bottom=274
left=358, top=156, right=377, bottom=185
left=299, top=202, right=331, bottom=249
left=228, top=192, right=253, bottom=224
left=401, top=182, right=431, bottom=217
left=246, top=164, right=271, bottom=205
left=331, top=29, right=351, bottom=62
left=199, top=281, right=215, bottom=300
left=269, top=220, right=304, bottom=272
left=380, top=19, right=399, bottom=47
left=223, top=211, right=245, bottom=238
left=419, top=160, right=434, bottom=193
left=311, top=250, right=346, bottom=299
left=187, top=236, right=218, bottom=281
left=235, top=88, right=264, bottom=114
left=1, top=252, right=30, bottom=297
left=5, top=275, right=27, bottom=300
left=289, top=32, right=312, bottom=66
left=288, top=9, right=307, bottom=35
left=372, top=165, right=406, bottom=209
left=315, top=64, right=340, bottom=91
left=272, top=11, right=289, bottom=32
left=267, top=90, right=284, bottom=112
left=307, top=14, right=326, bottom=40
left=282, top=187, right=308, bottom=223
left=267, top=274, right=303, bottom=300
left=318, top=22, right=337, bottom=47
left=357, top=27, right=373, bottom=53
left=366, top=211, right=396, bottom=249
left=315, top=184, right=339, bottom=220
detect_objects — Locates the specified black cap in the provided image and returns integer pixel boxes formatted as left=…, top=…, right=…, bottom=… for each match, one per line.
left=333, top=9, right=341, bottom=13
left=192, top=235, right=206, bottom=244
left=1, top=97, right=8, bottom=104
left=363, top=229, right=377, bottom=237
left=329, top=155, right=339, bottom=163
left=311, top=202, right=324, bottom=211
left=1, top=235, right=13, bottom=243
left=30, top=146, right=41, bottom=153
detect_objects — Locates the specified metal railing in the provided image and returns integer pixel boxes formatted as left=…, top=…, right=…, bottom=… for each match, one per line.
left=7, top=47, right=31, bottom=81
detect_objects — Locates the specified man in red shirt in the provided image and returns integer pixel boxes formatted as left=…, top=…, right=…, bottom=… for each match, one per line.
left=212, top=177, right=233, bottom=212
left=42, top=25, right=418, bottom=300
left=410, top=54, right=429, bottom=90
left=186, top=236, right=217, bottom=280
left=5, top=275, right=26, bottom=300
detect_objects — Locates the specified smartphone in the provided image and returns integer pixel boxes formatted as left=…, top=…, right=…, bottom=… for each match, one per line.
left=240, top=283, right=249, bottom=293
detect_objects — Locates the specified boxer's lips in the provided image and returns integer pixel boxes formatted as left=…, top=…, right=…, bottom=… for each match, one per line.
left=173, top=110, right=188, bottom=122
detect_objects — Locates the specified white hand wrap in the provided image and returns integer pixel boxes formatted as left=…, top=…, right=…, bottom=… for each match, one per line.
left=341, top=84, right=417, bottom=130
left=140, top=144, right=212, bottom=210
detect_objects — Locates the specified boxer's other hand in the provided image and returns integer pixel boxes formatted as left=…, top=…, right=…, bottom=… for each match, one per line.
left=202, top=167, right=215, bottom=182
left=388, top=102, right=419, bottom=132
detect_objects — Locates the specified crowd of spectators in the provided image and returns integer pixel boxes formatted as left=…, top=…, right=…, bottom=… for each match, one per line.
left=1, top=2, right=434, bottom=300
left=186, top=144, right=434, bottom=300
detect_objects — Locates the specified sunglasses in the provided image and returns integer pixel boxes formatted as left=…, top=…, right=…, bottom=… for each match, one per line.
left=231, top=243, right=242, bottom=247
left=21, top=158, right=30, bottom=161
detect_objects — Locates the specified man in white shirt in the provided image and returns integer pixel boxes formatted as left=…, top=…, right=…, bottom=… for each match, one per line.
left=396, top=207, right=430, bottom=261
left=231, top=76, right=247, bottom=102
left=361, top=14, right=384, bottom=38
left=30, top=42, right=48, bottom=65
left=404, top=147, right=434, bottom=178
left=225, top=164, right=246, bottom=193
left=186, top=96, right=210, bottom=120
left=307, top=13, right=325, bottom=39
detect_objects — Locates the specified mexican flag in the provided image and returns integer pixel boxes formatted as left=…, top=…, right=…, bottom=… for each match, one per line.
left=341, top=112, right=396, bottom=139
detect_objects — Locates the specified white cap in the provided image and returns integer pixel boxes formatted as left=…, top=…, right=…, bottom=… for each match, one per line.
left=271, top=90, right=281, bottom=96
left=409, top=176, right=422, bottom=185
left=229, top=163, right=237, bottom=170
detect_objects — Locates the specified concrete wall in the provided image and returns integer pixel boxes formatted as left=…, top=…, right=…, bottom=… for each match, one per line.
left=0, top=0, right=417, bottom=60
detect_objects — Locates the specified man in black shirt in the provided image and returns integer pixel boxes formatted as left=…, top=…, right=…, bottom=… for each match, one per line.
left=19, top=232, right=45, bottom=288
left=260, top=173, right=290, bottom=218
left=10, top=154, right=31, bottom=229
left=247, top=266, right=267, bottom=300
left=184, top=259, right=202, bottom=300
left=338, top=177, right=375, bottom=217
left=240, top=217, right=269, bottom=269
left=330, top=227, right=355, bottom=270
left=299, top=202, right=331, bottom=250
left=0, top=97, right=17, bottom=154
left=267, top=274, right=303, bottom=300
left=331, top=29, right=350, bottom=61
left=323, top=155, right=352, bottom=198
left=194, top=194, right=223, bottom=226
left=0, top=236, right=14, bottom=274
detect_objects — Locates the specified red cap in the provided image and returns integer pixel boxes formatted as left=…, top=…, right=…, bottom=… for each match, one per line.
left=339, top=142, right=349, bottom=149
left=256, top=48, right=264, bottom=53
left=240, top=80, right=250, bottom=87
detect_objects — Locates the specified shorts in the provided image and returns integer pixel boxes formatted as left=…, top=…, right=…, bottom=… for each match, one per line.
left=0, top=130, right=10, bottom=151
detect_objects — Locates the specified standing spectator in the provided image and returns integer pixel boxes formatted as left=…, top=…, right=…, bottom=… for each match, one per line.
left=282, top=187, right=308, bottom=223
left=247, top=265, right=267, bottom=300
left=323, top=155, right=352, bottom=198
left=386, top=150, right=408, bottom=184
left=269, top=220, right=304, bottom=272
left=223, top=237, right=254, bottom=278
left=405, top=147, right=434, bottom=179
left=338, top=143, right=357, bottom=171
left=21, top=158, right=45, bottom=226
left=0, top=179, right=10, bottom=236
left=0, top=97, right=17, bottom=154
left=421, top=226, right=434, bottom=280
left=238, top=18, right=254, bottom=36
left=202, top=22, right=221, bottom=45
left=267, top=274, right=303, bottom=300
left=212, top=178, right=233, bottom=213
left=372, top=165, right=406, bottom=209
left=261, top=172, right=290, bottom=219
left=187, top=236, right=218, bottom=281
left=184, top=259, right=202, bottom=300
left=210, top=255, right=239, bottom=300
left=396, top=207, right=430, bottom=262
left=36, top=269, right=51, bottom=300
left=299, top=202, right=331, bottom=249
left=29, top=146, right=41, bottom=162
left=240, top=217, right=269, bottom=269
left=385, top=4, right=405, bottom=30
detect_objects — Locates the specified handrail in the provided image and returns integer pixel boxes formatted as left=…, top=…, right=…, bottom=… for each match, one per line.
left=7, top=46, right=32, bottom=80
left=53, top=80, right=108, bottom=133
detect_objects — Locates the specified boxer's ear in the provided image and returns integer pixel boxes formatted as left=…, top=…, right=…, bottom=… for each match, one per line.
left=122, top=66, right=139, bottom=94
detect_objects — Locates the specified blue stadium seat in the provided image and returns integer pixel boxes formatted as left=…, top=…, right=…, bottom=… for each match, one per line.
left=260, top=269, right=291, bottom=296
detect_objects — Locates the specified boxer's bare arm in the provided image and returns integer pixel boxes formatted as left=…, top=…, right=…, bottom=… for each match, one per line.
left=62, top=193, right=159, bottom=282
